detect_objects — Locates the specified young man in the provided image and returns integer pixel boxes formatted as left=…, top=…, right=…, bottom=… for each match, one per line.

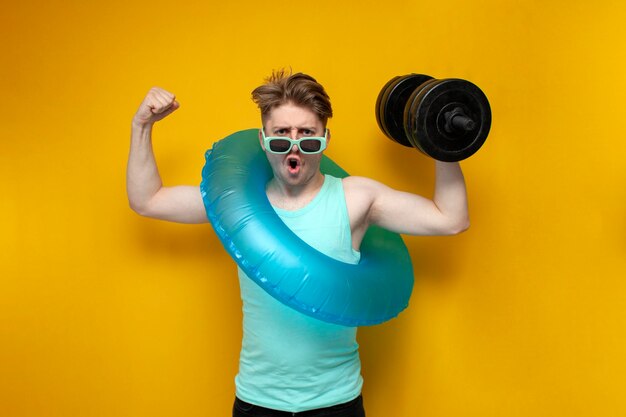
left=127, top=71, right=469, bottom=416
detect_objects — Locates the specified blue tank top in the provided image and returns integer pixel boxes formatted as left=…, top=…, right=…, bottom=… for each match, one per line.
left=235, top=175, right=362, bottom=412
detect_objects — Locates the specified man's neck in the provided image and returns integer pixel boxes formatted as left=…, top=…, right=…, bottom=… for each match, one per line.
left=266, top=172, right=325, bottom=211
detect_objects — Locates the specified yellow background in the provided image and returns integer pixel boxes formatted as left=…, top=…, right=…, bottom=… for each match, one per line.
left=2, top=0, right=625, bottom=416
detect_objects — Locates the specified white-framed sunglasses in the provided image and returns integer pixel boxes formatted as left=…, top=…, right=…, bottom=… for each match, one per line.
left=261, top=129, right=328, bottom=154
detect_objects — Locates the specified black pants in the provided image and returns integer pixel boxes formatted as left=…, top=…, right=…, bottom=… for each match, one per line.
left=233, top=395, right=366, bottom=417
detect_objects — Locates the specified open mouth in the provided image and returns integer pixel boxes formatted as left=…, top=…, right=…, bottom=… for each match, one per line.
left=287, top=157, right=300, bottom=173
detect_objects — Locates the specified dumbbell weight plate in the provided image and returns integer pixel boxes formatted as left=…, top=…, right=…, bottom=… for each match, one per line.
left=376, top=74, right=418, bottom=146
left=375, top=76, right=401, bottom=142
left=408, top=78, right=491, bottom=162
left=404, top=78, right=442, bottom=150
left=376, top=74, right=433, bottom=147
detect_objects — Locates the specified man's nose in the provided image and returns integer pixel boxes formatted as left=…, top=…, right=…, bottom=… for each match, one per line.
left=287, top=128, right=299, bottom=140
left=287, top=130, right=301, bottom=153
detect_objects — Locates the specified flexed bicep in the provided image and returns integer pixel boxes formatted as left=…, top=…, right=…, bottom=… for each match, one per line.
left=344, top=174, right=468, bottom=237
left=127, top=88, right=207, bottom=224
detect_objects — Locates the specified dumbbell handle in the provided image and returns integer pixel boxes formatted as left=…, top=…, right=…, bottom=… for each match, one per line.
left=451, top=114, right=476, bottom=131
left=444, top=107, right=476, bottom=133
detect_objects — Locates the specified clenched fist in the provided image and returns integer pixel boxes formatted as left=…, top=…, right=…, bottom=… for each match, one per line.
left=133, top=87, right=180, bottom=127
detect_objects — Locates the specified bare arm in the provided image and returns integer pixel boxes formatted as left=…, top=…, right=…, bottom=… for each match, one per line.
left=344, top=161, right=469, bottom=245
left=126, top=87, right=208, bottom=224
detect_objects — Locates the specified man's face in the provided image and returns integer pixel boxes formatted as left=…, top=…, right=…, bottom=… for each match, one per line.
left=259, top=103, right=328, bottom=188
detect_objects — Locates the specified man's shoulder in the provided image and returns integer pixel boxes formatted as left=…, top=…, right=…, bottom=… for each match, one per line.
left=341, top=176, right=385, bottom=206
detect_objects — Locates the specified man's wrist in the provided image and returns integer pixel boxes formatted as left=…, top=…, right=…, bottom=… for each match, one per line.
left=131, top=117, right=154, bottom=133
left=130, top=118, right=155, bottom=146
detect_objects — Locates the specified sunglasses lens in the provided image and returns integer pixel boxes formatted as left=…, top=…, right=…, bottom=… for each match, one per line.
left=269, top=139, right=291, bottom=153
left=299, top=139, right=322, bottom=153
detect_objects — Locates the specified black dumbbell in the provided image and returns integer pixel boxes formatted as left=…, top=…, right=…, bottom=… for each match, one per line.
left=376, top=74, right=491, bottom=162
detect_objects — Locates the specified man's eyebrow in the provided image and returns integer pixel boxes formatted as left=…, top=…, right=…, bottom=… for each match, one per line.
left=270, top=126, right=289, bottom=131
left=271, top=126, right=317, bottom=132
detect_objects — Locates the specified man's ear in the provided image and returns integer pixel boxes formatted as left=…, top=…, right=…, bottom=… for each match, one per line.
left=258, top=128, right=266, bottom=150
left=326, top=128, right=331, bottom=145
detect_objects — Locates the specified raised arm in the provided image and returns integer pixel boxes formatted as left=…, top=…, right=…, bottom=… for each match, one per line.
left=126, top=87, right=208, bottom=224
left=344, top=161, right=469, bottom=245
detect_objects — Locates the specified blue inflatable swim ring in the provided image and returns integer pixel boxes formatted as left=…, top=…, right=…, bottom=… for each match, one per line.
left=200, top=129, right=413, bottom=326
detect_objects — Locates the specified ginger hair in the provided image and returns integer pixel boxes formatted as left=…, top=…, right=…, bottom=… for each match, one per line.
left=251, top=69, right=333, bottom=127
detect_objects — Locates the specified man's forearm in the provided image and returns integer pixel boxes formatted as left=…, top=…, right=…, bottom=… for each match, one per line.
left=126, top=122, right=163, bottom=215
left=433, top=161, right=470, bottom=232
